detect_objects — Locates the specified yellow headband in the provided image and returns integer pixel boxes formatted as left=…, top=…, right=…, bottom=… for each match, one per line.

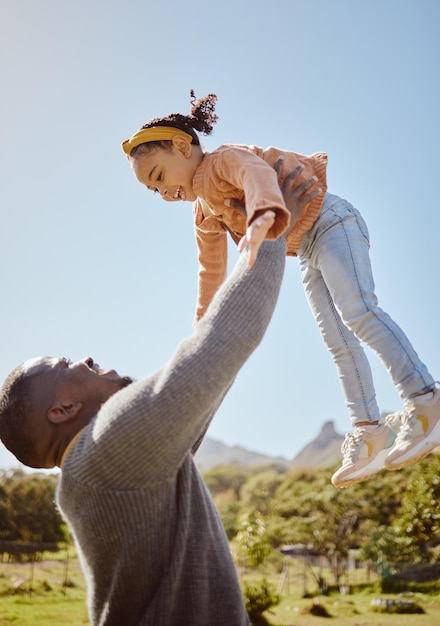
left=121, top=126, right=193, bottom=155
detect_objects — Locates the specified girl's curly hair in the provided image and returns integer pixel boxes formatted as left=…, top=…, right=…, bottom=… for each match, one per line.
left=129, top=90, right=219, bottom=158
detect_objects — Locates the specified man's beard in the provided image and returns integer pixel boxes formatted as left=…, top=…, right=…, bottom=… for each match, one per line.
left=119, top=376, right=135, bottom=389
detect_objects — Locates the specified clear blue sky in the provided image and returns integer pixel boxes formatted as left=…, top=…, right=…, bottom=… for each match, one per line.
left=0, top=0, right=439, bottom=469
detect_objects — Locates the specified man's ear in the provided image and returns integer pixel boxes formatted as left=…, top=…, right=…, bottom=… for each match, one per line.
left=172, top=134, right=192, bottom=158
left=47, top=402, right=83, bottom=424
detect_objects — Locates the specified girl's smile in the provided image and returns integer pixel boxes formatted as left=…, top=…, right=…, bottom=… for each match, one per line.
left=130, top=135, right=203, bottom=203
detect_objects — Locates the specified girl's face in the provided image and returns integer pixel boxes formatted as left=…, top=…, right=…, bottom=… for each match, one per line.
left=131, top=135, right=203, bottom=202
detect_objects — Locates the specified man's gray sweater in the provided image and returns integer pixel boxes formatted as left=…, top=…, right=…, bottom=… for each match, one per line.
left=56, top=239, right=286, bottom=625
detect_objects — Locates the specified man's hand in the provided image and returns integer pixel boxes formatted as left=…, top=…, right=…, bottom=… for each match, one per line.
left=225, top=160, right=321, bottom=265
left=273, top=159, right=321, bottom=235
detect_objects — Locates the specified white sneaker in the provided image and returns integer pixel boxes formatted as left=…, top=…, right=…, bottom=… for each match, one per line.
left=331, top=423, right=397, bottom=489
left=384, top=384, right=440, bottom=471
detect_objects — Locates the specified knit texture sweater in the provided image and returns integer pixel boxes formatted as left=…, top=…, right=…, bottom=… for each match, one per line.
left=192, top=144, right=328, bottom=321
left=56, top=238, right=286, bottom=626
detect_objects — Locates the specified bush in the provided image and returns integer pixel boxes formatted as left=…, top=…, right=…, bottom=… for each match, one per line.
left=371, top=596, right=425, bottom=614
left=243, top=578, right=280, bottom=624
left=381, top=577, right=440, bottom=594
left=301, top=597, right=332, bottom=617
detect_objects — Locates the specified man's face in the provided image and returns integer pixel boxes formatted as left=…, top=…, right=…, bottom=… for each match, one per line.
left=24, top=356, right=134, bottom=415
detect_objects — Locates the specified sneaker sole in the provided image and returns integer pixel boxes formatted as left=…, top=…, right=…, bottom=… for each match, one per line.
left=332, top=446, right=391, bottom=489
left=384, top=418, right=440, bottom=470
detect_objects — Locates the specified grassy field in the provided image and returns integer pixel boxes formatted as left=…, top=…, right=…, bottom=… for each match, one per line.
left=267, top=593, right=440, bottom=625
left=0, top=556, right=439, bottom=625
left=0, top=556, right=89, bottom=625
left=242, top=561, right=440, bottom=626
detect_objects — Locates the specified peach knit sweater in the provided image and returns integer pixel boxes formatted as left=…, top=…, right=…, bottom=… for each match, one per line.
left=192, top=143, right=328, bottom=321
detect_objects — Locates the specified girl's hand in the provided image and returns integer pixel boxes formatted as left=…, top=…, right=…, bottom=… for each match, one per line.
left=237, top=210, right=276, bottom=266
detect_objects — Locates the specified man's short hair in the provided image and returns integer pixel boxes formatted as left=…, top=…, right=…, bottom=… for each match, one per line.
left=0, top=366, right=41, bottom=468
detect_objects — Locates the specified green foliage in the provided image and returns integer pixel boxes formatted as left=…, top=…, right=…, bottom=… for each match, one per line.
left=392, top=455, right=440, bottom=561
left=359, top=525, right=409, bottom=570
left=202, top=464, right=250, bottom=499
left=203, top=452, right=440, bottom=585
left=0, top=541, right=60, bottom=563
left=236, top=512, right=271, bottom=568
left=240, top=470, right=285, bottom=515
left=214, top=500, right=241, bottom=540
left=0, top=470, right=66, bottom=551
left=243, top=577, right=280, bottom=623
left=381, top=577, right=440, bottom=594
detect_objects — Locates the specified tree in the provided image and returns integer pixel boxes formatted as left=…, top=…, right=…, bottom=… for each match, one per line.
left=0, top=482, right=11, bottom=539
left=203, top=454, right=440, bottom=583
left=0, top=470, right=66, bottom=544
left=203, top=464, right=250, bottom=500
left=392, top=455, right=440, bottom=562
left=240, top=470, right=286, bottom=516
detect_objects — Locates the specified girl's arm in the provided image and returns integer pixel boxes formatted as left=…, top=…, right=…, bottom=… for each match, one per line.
left=237, top=210, right=276, bottom=266
left=230, top=161, right=322, bottom=266
left=214, top=147, right=291, bottom=238
left=193, top=198, right=229, bottom=323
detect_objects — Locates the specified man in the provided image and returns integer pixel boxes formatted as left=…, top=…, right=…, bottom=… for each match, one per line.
left=0, top=165, right=318, bottom=626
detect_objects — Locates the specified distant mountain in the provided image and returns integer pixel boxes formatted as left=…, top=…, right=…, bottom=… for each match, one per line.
left=195, top=420, right=345, bottom=470
left=195, top=437, right=289, bottom=471
left=291, top=420, right=344, bottom=468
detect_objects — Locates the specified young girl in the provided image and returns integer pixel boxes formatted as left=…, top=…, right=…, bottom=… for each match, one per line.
left=121, top=92, right=440, bottom=488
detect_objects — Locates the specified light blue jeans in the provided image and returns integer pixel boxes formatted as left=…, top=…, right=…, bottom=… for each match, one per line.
left=298, top=193, right=434, bottom=426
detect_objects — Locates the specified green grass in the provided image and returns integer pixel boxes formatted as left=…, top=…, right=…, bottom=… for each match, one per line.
left=239, top=556, right=440, bottom=625
left=0, top=557, right=89, bottom=625
left=0, top=556, right=439, bottom=625
left=0, top=596, right=89, bottom=625
left=266, top=593, right=440, bottom=625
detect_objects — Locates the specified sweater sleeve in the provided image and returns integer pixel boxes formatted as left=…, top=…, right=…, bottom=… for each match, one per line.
left=74, top=238, right=286, bottom=488
left=211, top=147, right=291, bottom=239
